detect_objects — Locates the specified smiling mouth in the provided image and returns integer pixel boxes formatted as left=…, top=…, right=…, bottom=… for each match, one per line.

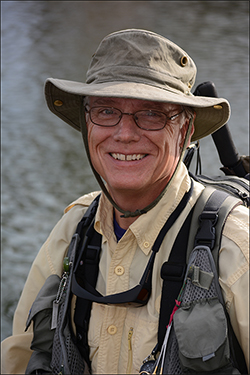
left=110, top=153, right=147, bottom=161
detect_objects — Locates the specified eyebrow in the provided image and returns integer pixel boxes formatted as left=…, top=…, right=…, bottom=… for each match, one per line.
left=91, top=98, right=118, bottom=106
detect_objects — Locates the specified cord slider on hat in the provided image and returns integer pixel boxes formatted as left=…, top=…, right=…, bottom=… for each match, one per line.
left=54, top=100, right=63, bottom=107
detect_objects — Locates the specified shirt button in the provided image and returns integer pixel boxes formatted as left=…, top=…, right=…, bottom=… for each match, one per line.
left=143, top=241, right=150, bottom=248
left=107, top=325, right=117, bottom=335
left=115, top=265, right=125, bottom=276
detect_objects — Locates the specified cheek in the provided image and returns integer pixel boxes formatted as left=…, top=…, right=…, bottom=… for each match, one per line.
left=87, top=123, right=114, bottom=173
left=160, top=126, right=183, bottom=156
left=87, top=124, right=103, bottom=168
left=87, top=123, right=108, bottom=150
left=87, top=121, right=97, bottom=142
left=88, top=127, right=95, bottom=152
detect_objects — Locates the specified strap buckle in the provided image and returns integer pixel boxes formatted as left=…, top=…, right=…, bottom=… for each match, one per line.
left=194, top=211, right=218, bottom=249
left=161, top=261, right=186, bottom=282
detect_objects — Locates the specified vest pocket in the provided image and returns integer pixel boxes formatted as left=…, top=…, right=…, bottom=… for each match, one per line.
left=25, top=274, right=61, bottom=374
left=173, top=298, right=231, bottom=372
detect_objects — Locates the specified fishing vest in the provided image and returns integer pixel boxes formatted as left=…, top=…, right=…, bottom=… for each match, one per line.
left=25, top=175, right=249, bottom=375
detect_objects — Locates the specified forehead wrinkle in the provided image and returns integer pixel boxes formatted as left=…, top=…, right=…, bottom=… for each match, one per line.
left=90, top=97, right=118, bottom=106
left=89, top=96, right=182, bottom=113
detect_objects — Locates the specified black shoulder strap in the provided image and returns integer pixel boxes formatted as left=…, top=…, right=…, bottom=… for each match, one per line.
left=157, top=207, right=194, bottom=351
left=73, top=220, right=102, bottom=372
left=66, top=194, right=101, bottom=372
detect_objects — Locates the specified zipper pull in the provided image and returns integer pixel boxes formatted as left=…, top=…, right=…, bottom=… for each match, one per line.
left=127, top=327, right=134, bottom=374
left=51, top=272, right=68, bottom=330
left=128, top=327, right=133, bottom=350
left=51, top=300, right=59, bottom=330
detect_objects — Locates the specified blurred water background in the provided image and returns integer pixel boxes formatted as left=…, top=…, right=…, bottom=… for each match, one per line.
left=1, top=1, right=249, bottom=341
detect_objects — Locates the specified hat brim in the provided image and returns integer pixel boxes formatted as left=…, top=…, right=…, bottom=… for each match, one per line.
left=45, top=78, right=230, bottom=141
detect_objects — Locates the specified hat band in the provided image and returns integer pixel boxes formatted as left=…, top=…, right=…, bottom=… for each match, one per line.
left=86, top=65, right=191, bottom=96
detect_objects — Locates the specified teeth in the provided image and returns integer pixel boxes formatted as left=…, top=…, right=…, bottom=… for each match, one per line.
left=111, top=153, right=146, bottom=161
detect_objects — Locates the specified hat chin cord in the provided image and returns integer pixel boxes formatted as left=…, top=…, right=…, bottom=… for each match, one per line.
left=80, top=100, right=193, bottom=218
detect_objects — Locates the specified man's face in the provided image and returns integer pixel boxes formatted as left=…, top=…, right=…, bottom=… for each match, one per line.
left=86, top=97, right=193, bottom=201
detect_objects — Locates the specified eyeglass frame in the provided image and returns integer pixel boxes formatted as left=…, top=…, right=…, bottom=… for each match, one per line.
left=84, top=105, right=185, bottom=131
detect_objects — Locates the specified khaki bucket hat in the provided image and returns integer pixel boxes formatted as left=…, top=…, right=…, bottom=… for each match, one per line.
left=45, top=28, right=230, bottom=141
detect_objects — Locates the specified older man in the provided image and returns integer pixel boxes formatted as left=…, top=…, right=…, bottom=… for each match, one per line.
left=1, top=29, right=249, bottom=374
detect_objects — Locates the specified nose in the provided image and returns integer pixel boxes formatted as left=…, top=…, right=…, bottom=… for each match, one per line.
left=113, top=113, right=141, bottom=143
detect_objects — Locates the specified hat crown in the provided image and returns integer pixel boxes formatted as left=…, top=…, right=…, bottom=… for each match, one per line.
left=86, top=29, right=197, bottom=96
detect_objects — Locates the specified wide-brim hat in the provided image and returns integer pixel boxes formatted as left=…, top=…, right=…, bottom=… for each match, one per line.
left=45, top=29, right=230, bottom=141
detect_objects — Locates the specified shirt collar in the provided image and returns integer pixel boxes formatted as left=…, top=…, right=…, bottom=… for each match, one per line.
left=95, top=162, right=192, bottom=255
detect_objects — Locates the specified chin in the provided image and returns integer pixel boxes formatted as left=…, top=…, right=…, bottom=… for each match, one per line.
left=108, top=181, right=146, bottom=194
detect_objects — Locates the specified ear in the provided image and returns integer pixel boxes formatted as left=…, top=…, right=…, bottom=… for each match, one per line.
left=84, top=108, right=90, bottom=129
left=180, top=112, right=196, bottom=148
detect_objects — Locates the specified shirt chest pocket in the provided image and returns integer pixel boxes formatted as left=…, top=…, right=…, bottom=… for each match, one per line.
left=124, top=310, right=159, bottom=373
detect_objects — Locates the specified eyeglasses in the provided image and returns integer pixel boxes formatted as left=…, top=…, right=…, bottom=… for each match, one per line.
left=85, top=106, right=184, bottom=131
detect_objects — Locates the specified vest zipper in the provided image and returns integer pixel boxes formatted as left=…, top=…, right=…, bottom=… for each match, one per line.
left=126, top=327, right=134, bottom=374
